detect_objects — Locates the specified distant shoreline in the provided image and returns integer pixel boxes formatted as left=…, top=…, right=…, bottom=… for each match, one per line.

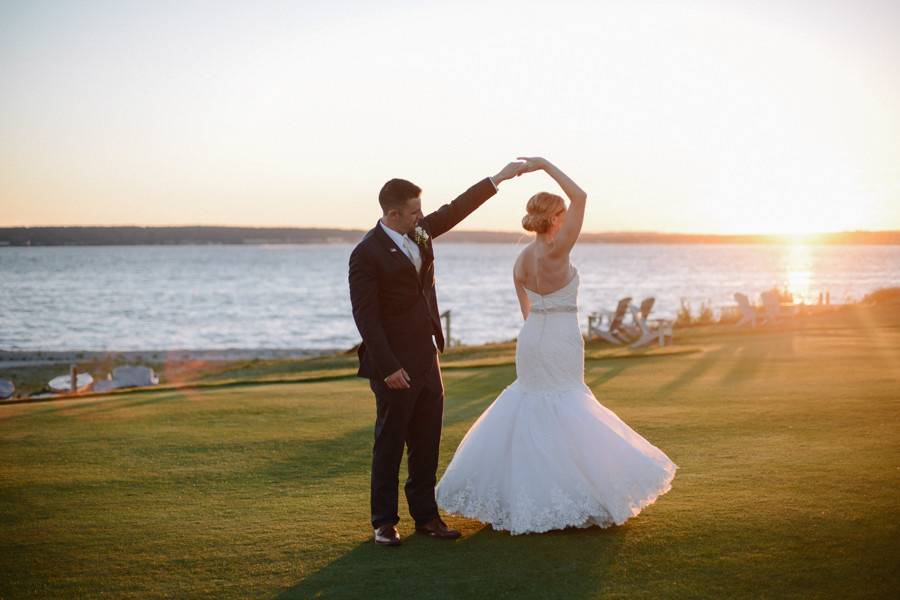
left=1, top=226, right=899, bottom=246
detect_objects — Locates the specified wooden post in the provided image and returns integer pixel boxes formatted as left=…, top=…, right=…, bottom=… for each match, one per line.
left=441, top=310, right=452, bottom=347
left=70, top=364, right=77, bottom=394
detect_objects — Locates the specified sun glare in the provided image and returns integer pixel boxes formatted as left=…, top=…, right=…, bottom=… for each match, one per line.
left=784, top=241, right=814, bottom=304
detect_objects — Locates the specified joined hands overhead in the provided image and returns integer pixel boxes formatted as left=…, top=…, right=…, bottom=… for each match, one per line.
left=491, top=160, right=527, bottom=187
left=491, top=157, right=556, bottom=188
left=515, top=156, right=549, bottom=174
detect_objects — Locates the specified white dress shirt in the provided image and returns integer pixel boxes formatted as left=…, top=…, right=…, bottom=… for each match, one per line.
left=379, top=220, right=422, bottom=271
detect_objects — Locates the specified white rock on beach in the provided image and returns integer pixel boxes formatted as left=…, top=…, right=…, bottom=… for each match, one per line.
left=47, top=373, right=94, bottom=393
left=0, top=379, right=14, bottom=399
left=109, top=366, right=159, bottom=388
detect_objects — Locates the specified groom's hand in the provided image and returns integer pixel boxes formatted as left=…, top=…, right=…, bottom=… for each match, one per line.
left=490, top=161, right=526, bottom=187
left=384, top=368, right=412, bottom=389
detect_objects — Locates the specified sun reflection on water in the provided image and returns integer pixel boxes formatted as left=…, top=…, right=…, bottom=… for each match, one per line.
left=784, top=241, right=813, bottom=303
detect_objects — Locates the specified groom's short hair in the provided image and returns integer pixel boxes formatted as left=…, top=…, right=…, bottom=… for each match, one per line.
left=379, top=178, right=421, bottom=213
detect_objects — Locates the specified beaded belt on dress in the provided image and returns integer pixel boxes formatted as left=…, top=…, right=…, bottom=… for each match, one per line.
left=530, top=305, right=577, bottom=314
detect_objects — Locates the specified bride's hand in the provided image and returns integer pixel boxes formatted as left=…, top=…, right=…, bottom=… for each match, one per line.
left=491, top=160, right=527, bottom=186
left=516, top=156, right=549, bottom=174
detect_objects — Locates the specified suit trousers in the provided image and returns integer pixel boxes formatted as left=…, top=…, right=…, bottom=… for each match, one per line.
left=369, top=353, right=444, bottom=529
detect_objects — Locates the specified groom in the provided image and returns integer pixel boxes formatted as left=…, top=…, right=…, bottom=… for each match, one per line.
left=348, top=161, right=524, bottom=546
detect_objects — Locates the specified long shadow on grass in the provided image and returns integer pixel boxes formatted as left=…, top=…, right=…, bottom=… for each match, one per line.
left=656, top=345, right=739, bottom=395
left=718, top=329, right=796, bottom=387
left=585, top=360, right=635, bottom=388
left=442, top=392, right=499, bottom=428
left=259, top=424, right=373, bottom=484
left=654, top=330, right=798, bottom=394
left=0, top=392, right=187, bottom=422
left=55, top=392, right=187, bottom=418
left=276, top=522, right=626, bottom=599
left=442, top=387, right=510, bottom=428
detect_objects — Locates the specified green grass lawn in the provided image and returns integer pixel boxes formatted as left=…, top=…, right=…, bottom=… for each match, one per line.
left=2, top=305, right=899, bottom=599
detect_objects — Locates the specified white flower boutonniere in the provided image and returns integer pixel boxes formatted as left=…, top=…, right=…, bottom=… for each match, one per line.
left=413, top=225, right=429, bottom=246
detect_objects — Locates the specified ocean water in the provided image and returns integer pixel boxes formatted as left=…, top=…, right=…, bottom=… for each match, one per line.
left=1, top=243, right=898, bottom=352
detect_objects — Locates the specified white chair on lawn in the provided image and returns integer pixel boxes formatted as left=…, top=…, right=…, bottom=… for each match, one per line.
left=628, top=298, right=675, bottom=348
left=761, top=290, right=794, bottom=325
left=588, top=297, right=632, bottom=345
left=623, top=297, right=655, bottom=338
left=734, top=292, right=759, bottom=328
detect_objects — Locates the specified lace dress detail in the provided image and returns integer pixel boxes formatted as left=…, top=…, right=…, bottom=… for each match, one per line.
left=435, top=266, right=678, bottom=535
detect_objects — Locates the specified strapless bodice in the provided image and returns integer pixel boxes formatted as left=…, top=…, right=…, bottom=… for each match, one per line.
left=523, top=267, right=579, bottom=312
left=517, top=266, right=583, bottom=392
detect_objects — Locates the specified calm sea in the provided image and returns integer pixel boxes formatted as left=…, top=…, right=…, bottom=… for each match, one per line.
left=2, top=243, right=898, bottom=352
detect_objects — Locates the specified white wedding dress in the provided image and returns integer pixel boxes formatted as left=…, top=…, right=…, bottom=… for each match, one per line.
left=435, top=266, right=677, bottom=535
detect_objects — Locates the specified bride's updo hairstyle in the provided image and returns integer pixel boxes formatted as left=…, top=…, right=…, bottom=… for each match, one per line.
left=521, top=192, right=565, bottom=234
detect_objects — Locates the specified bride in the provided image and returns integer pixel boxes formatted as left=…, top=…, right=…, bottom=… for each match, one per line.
left=435, top=157, right=677, bottom=535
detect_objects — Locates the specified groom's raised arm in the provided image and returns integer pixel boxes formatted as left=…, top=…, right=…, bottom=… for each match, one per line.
left=421, top=178, right=496, bottom=239
left=348, top=245, right=402, bottom=379
left=421, top=161, right=524, bottom=239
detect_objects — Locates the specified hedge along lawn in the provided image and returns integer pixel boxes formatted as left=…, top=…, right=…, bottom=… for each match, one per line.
left=1, top=304, right=899, bottom=599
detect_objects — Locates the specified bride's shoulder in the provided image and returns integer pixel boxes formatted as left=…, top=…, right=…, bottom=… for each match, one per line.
left=517, top=241, right=538, bottom=258
left=513, top=246, right=532, bottom=279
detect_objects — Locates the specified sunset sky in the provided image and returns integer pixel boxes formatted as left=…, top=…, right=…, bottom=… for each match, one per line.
left=1, top=0, right=898, bottom=234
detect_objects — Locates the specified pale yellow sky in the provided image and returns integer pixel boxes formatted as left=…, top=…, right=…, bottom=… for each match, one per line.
left=1, top=0, right=898, bottom=233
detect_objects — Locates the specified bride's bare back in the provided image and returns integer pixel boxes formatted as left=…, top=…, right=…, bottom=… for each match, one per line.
left=514, top=243, right=574, bottom=295
left=510, top=157, right=588, bottom=319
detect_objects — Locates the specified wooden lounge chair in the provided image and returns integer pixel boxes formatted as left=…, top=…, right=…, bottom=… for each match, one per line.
left=628, top=298, right=675, bottom=348
left=588, top=297, right=632, bottom=344
left=761, top=290, right=798, bottom=325
left=647, top=317, right=675, bottom=347
left=623, top=297, right=655, bottom=338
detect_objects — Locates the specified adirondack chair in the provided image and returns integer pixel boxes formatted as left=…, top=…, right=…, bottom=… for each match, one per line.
left=646, top=317, right=675, bottom=348
left=734, top=292, right=758, bottom=327
left=623, top=297, right=655, bottom=338
left=628, top=298, right=675, bottom=348
left=588, top=297, right=632, bottom=344
left=761, top=290, right=797, bottom=324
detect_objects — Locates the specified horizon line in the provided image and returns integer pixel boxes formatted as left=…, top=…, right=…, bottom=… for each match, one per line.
left=2, top=225, right=898, bottom=237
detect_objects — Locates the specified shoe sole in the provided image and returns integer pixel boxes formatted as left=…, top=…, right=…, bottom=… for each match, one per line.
left=374, top=538, right=401, bottom=546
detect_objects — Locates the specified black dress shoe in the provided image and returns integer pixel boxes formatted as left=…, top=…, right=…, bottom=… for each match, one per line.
left=374, top=524, right=401, bottom=546
left=415, top=517, right=461, bottom=539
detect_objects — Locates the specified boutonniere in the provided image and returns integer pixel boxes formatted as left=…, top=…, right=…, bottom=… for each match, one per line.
left=413, top=225, right=429, bottom=246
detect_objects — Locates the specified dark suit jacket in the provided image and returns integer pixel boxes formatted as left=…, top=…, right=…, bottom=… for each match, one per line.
left=348, top=177, right=497, bottom=380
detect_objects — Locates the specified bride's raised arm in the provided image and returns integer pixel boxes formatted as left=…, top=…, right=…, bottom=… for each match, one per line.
left=518, top=157, right=587, bottom=257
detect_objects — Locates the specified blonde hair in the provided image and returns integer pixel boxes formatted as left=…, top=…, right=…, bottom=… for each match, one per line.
left=521, top=192, right=565, bottom=234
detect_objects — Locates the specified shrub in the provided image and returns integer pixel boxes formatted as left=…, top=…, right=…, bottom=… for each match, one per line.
left=717, top=305, right=742, bottom=324
left=697, top=301, right=715, bottom=325
left=862, top=287, right=900, bottom=305
left=676, top=299, right=693, bottom=326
